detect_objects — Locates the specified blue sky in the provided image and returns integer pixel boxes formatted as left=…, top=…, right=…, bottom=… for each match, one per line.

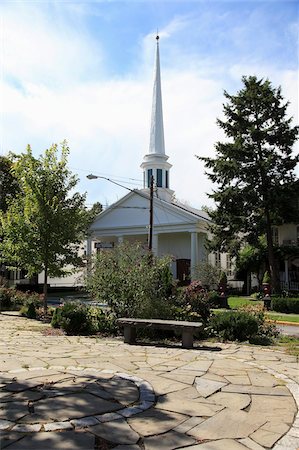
left=1, top=0, right=298, bottom=209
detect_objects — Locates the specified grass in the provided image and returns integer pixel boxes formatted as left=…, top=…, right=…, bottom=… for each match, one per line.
left=266, top=312, right=299, bottom=323
left=228, top=296, right=263, bottom=309
left=276, top=335, right=299, bottom=358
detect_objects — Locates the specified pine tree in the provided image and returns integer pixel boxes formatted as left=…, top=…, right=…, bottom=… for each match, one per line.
left=198, top=76, right=298, bottom=292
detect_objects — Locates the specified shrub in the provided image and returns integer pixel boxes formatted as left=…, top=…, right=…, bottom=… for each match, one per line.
left=20, top=302, right=37, bottom=319
left=0, top=287, right=13, bottom=310
left=51, top=303, right=118, bottom=336
left=209, top=311, right=259, bottom=342
left=86, top=242, right=175, bottom=319
left=174, top=282, right=211, bottom=323
left=0, top=288, right=43, bottom=311
left=262, top=271, right=271, bottom=284
left=239, top=304, right=279, bottom=344
left=271, top=297, right=299, bottom=314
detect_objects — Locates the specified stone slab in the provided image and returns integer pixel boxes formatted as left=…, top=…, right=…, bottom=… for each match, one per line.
left=222, top=384, right=291, bottom=396
left=128, top=409, right=187, bottom=437
left=89, top=418, right=139, bottom=445
left=249, top=394, right=297, bottom=423
left=35, top=392, right=121, bottom=420
left=3, top=431, right=95, bottom=450
left=194, top=377, right=227, bottom=397
left=238, top=437, right=265, bottom=450
left=207, top=392, right=251, bottom=410
left=144, top=430, right=196, bottom=449
left=187, top=409, right=266, bottom=440
left=156, top=393, right=223, bottom=417
left=176, top=439, right=250, bottom=449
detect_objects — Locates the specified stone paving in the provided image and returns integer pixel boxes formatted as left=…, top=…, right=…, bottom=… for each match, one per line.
left=0, top=314, right=298, bottom=450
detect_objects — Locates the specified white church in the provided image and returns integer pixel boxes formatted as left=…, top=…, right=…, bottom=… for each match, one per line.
left=86, top=36, right=213, bottom=284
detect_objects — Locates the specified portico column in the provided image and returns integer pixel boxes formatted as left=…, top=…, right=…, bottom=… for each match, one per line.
left=190, top=232, right=198, bottom=280
left=152, top=233, right=158, bottom=256
left=86, top=238, right=92, bottom=256
left=284, top=259, right=289, bottom=290
left=86, top=238, right=93, bottom=277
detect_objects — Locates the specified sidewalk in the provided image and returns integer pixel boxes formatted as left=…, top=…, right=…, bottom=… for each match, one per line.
left=0, top=314, right=298, bottom=450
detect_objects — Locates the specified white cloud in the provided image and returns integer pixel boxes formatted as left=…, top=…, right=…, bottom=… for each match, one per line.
left=1, top=2, right=298, bottom=211
left=2, top=2, right=103, bottom=87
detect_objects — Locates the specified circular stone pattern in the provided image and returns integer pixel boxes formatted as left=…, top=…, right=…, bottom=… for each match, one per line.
left=0, top=368, right=155, bottom=433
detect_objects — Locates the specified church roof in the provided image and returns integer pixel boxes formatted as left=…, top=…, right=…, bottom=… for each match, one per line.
left=90, top=189, right=211, bottom=237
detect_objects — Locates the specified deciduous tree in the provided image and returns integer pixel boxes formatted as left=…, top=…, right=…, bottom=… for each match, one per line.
left=0, top=142, right=97, bottom=311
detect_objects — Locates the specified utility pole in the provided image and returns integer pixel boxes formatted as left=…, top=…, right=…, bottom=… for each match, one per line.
left=148, top=175, right=154, bottom=252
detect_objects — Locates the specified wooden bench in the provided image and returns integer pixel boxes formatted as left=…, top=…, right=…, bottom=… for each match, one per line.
left=117, top=318, right=203, bottom=349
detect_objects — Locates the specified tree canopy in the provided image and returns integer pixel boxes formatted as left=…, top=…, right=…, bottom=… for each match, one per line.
left=0, top=156, right=21, bottom=213
left=197, top=76, right=299, bottom=291
left=0, top=142, right=99, bottom=309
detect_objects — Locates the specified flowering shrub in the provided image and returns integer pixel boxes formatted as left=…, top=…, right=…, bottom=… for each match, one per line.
left=0, top=287, right=43, bottom=311
left=175, top=281, right=211, bottom=323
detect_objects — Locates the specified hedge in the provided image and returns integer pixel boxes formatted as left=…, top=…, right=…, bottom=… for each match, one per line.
left=271, top=297, right=299, bottom=314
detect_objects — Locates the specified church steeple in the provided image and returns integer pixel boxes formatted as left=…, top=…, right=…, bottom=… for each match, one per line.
left=149, top=35, right=165, bottom=155
left=141, top=35, right=173, bottom=202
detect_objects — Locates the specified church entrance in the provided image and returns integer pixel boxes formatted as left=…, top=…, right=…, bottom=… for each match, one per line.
left=176, top=259, right=191, bottom=286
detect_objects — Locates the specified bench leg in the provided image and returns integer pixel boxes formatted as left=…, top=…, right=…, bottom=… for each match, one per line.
left=182, top=330, right=193, bottom=349
left=123, top=326, right=136, bottom=344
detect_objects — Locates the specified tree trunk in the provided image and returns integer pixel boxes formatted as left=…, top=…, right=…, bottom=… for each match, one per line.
left=265, top=209, right=280, bottom=293
left=43, top=266, right=48, bottom=314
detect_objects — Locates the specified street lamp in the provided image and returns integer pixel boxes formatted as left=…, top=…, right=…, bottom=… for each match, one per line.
left=86, top=174, right=154, bottom=252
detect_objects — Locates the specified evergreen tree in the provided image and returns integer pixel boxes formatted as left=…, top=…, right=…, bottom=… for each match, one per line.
left=198, top=76, right=298, bottom=292
left=0, top=142, right=98, bottom=310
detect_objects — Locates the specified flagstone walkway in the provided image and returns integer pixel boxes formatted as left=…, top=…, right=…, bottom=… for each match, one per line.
left=0, top=314, right=298, bottom=450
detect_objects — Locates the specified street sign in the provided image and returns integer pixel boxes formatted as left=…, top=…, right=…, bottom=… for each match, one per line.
left=94, top=242, right=114, bottom=249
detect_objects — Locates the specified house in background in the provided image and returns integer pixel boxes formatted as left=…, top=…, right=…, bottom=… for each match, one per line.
left=275, top=224, right=299, bottom=291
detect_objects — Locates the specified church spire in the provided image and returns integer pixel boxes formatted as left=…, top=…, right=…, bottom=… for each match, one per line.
left=149, top=35, right=165, bottom=155
left=140, top=34, right=173, bottom=202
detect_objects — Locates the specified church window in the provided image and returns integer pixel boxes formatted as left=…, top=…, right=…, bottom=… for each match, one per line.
left=157, top=169, right=163, bottom=187
left=226, top=254, right=233, bottom=277
left=215, top=252, right=221, bottom=268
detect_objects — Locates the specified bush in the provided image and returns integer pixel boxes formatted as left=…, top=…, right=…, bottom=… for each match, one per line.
left=0, top=288, right=13, bottom=310
left=271, top=297, right=299, bottom=314
left=86, top=242, right=176, bottom=319
left=20, top=302, right=37, bottom=319
left=174, top=282, right=211, bottom=323
left=209, top=304, right=279, bottom=344
left=0, top=287, right=43, bottom=311
left=209, top=311, right=259, bottom=342
left=51, top=303, right=118, bottom=335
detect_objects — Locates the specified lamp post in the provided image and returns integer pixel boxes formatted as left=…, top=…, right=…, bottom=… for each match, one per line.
left=86, top=174, right=154, bottom=252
